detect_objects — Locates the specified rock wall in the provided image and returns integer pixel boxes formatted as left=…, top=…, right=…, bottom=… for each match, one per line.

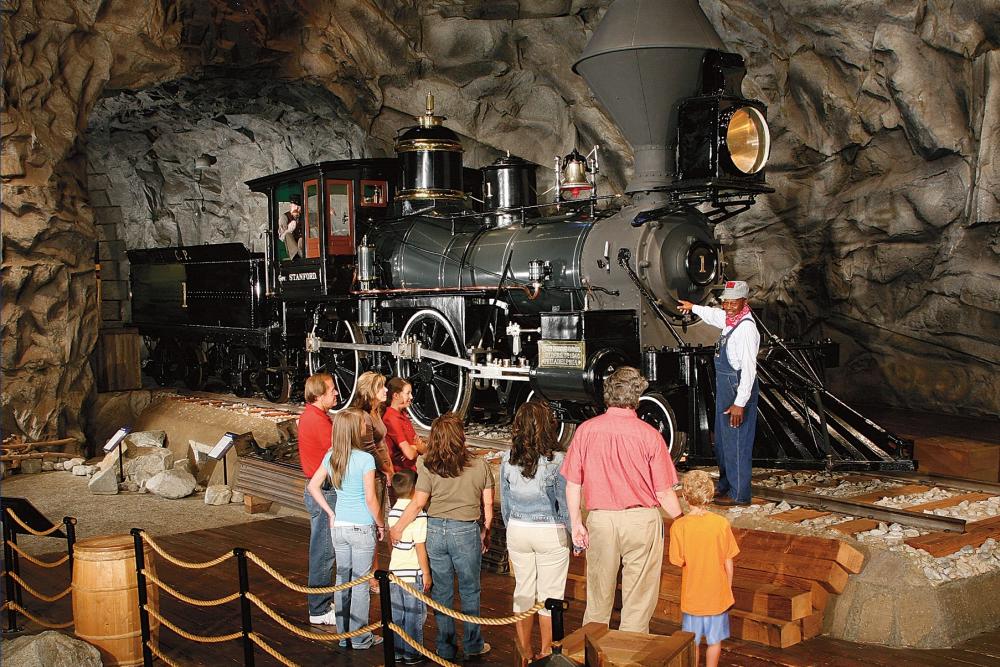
left=2, top=0, right=998, bottom=443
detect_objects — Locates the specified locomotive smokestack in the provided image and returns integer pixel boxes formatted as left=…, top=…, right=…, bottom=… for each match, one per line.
left=573, top=0, right=724, bottom=193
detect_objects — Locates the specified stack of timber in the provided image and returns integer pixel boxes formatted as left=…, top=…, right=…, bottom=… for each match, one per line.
left=566, top=520, right=865, bottom=649
left=913, top=435, right=1000, bottom=483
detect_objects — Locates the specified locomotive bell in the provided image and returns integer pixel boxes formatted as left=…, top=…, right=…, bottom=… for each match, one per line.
left=557, top=149, right=593, bottom=200
left=395, top=93, right=465, bottom=201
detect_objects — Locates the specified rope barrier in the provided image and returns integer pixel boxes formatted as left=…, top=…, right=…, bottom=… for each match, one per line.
left=5, top=508, right=62, bottom=537
left=245, top=592, right=380, bottom=642
left=146, top=640, right=182, bottom=667
left=388, top=573, right=544, bottom=624
left=389, top=622, right=461, bottom=667
left=144, top=605, right=244, bottom=644
left=1, top=601, right=73, bottom=629
left=249, top=632, right=301, bottom=667
left=245, top=551, right=374, bottom=594
left=8, top=572, right=71, bottom=603
left=6, top=541, right=69, bottom=568
left=141, top=533, right=234, bottom=570
left=141, top=569, right=240, bottom=607
left=6, top=541, right=70, bottom=568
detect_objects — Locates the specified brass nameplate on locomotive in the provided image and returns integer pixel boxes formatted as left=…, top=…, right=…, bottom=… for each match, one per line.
left=537, top=341, right=586, bottom=369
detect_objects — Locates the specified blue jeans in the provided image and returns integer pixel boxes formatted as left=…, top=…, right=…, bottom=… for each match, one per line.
left=714, top=372, right=759, bottom=504
left=332, top=524, right=377, bottom=647
left=426, top=518, right=484, bottom=659
left=391, top=572, right=427, bottom=660
left=304, top=487, right=337, bottom=616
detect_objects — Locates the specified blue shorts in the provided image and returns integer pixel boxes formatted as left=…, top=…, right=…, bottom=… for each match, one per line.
left=682, top=611, right=730, bottom=645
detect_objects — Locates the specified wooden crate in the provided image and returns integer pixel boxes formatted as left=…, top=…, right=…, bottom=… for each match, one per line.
left=558, top=624, right=694, bottom=667
left=94, top=327, right=142, bottom=391
left=913, top=436, right=1000, bottom=483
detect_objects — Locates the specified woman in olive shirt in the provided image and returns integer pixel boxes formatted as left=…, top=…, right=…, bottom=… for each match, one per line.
left=389, top=412, right=494, bottom=661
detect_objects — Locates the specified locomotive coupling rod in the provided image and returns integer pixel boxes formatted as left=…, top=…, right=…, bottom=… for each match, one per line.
left=314, top=338, right=530, bottom=381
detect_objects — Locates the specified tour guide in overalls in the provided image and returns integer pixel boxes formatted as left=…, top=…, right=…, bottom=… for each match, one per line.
left=678, top=281, right=761, bottom=506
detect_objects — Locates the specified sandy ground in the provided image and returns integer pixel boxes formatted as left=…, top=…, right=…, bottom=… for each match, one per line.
left=3, top=470, right=301, bottom=555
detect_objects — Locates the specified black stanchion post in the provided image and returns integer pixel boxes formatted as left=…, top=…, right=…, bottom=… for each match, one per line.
left=9, top=528, right=23, bottom=610
left=545, top=598, right=568, bottom=643
left=2, top=511, right=22, bottom=634
left=235, top=548, right=255, bottom=667
left=375, top=570, right=396, bottom=665
left=64, top=517, right=77, bottom=574
left=117, top=441, right=125, bottom=482
left=222, top=456, right=228, bottom=486
left=130, top=529, right=155, bottom=667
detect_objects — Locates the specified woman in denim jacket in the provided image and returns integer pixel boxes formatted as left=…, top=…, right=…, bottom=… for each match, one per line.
left=500, top=401, right=571, bottom=662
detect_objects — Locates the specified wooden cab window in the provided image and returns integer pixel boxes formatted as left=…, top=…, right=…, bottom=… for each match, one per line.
left=326, top=179, right=354, bottom=256
left=304, top=180, right=321, bottom=259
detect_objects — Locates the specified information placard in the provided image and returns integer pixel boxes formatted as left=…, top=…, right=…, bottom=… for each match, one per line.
left=103, top=426, right=131, bottom=452
left=208, top=433, right=237, bottom=460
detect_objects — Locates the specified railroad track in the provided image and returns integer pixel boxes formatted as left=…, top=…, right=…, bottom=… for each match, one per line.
left=749, top=470, right=1000, bottom=557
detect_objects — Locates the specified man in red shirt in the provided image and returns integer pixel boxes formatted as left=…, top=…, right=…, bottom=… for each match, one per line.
left=561, top=366, right=682, bottom=633
left=298, top=372, right=339, bottom=625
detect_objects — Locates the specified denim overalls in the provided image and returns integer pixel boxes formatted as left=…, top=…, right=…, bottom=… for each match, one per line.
left=714, top=317, right=760, bottom=504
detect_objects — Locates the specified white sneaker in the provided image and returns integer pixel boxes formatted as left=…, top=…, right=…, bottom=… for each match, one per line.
left=308, top=609, right=337, bottom=625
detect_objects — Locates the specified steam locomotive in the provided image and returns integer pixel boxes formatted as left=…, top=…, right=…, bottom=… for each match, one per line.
left=130, top=0, right=913, bottom=470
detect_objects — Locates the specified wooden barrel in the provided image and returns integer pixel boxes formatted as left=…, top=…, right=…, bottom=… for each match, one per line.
left=72, top=534, right=159, bottom=666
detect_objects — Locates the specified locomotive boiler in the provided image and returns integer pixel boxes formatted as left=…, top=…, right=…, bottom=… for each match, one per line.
left=131, top=0, right=914, bottom=470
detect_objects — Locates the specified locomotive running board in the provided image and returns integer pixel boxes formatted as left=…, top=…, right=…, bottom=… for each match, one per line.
left=307, top=333, right=531, bottom=382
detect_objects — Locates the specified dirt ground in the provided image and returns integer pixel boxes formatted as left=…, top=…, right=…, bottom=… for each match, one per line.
left=3, top=470, right=301, bottom=555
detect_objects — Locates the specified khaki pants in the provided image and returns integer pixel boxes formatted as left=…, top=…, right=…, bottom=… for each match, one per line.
left=583, top=507, right=664, bottom=633
left=506, top=523, right=570, bottom=615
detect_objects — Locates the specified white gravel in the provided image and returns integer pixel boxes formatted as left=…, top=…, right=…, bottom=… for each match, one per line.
left=873, top=487, right=957, bottom=508
left=925, top=496, right=1000, bottom=521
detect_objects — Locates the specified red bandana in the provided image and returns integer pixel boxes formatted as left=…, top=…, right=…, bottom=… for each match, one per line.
left=726, top=304, right=751, bottom=328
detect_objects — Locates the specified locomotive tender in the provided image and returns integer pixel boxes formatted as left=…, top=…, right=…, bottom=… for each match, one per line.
left=131, top=0, right=914, bottom=470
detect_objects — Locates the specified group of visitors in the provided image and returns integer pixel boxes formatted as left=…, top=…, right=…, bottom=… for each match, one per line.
left=299, top=363, right=742, bottom=667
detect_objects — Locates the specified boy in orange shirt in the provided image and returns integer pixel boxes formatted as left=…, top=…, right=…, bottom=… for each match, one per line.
left=668, top=470, right=740, bottom=667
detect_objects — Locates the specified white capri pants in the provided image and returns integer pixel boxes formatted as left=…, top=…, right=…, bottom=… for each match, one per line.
left=506, top=522, right=570, bottom=616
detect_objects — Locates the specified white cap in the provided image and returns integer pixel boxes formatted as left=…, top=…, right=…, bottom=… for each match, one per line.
left=720, top=280, right=749, bottom=300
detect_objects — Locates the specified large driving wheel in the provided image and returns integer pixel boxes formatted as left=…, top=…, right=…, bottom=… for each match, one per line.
left=149, top=338, right=180, bottom=387
left=637, top=392, right=685, bottom=463
left=307, top=319, right=361, bottom=412
left=398, top=309, right=473, bottom=429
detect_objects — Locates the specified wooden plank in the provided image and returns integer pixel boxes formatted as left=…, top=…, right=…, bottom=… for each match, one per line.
left=659, top=598, right=802, bottom=648
left=914, top=436, right=1000, bottom=483
left=846, top=484, right=932, bottom=503
left=830, top=518, right=879, bottom=535
left=800, top=609, right=824, bottom=640
left=734, top=552, right=850, bottom=593
left=770, top=508, right=832, bottom=523
left=243, top=494, right=272, bottom=514
left=731, top=568, right=830, bottom=612
left=584, top=628, right=696, bottom=666
left=903, top=492, right=996, bottom=513
left=94, top=327, right=142, bottom=391
left=659, top=571, right=812, bottom=621
left=733, top=528, right=866, bottom=574
left=905, top=520, right=1000, bottom=557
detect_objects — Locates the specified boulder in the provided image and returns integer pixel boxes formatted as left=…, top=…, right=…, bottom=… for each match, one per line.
left=124, top=448, right=174, bottom=486
left=63, top=458, right=85, bottom=471
left=204, top=485, right=233, bottom=505
left=231, top=490, right=245, bottom=504
left=20, top=459, right=42, bottom=474
left=125, top=430, right=167, bottom=448
left=71, top=465, right=94, bottom=476
left=146, top=469, right=197, bottom=499
left=1, top=630, right=103, bottom=667
left=87, top=466, right=120, bottom=495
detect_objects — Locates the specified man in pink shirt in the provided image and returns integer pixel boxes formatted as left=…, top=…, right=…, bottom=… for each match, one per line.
left=561, top=366, right=682, bottom=633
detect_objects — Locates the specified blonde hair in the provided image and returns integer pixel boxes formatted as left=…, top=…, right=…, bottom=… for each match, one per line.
left=352, top=371, right=386, bottom=417
left=304, top=373, right=333, bottom=404
left=682, top=470, right=715, bottom=507
left=603, top=366, right=648, bottom=409
left=327, top=408, right=364, bottom=489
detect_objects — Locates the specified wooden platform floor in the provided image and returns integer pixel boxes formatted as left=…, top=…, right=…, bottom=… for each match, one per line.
left=8, top=517, right=1000, bottom=666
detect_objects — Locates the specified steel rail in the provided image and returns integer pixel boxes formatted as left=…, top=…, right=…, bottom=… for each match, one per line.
left=751, top=486, right=968, bottom=534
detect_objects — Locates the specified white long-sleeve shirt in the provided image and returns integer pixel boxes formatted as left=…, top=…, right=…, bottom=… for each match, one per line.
left=692, top=305, right=761, bottom=408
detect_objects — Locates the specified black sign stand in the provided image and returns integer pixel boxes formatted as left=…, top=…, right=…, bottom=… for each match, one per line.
left=103, top=426, right=131, bottom=482
left=208, top=433, right=239, bottom=486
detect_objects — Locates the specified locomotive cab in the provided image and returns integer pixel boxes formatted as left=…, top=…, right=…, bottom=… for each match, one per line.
left=247, top=160, right=399, bottom=300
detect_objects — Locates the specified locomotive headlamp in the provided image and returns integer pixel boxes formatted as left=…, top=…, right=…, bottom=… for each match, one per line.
left=674, top=51, right=770, bottom=188
left=725, top=106, right=770, bottom=174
